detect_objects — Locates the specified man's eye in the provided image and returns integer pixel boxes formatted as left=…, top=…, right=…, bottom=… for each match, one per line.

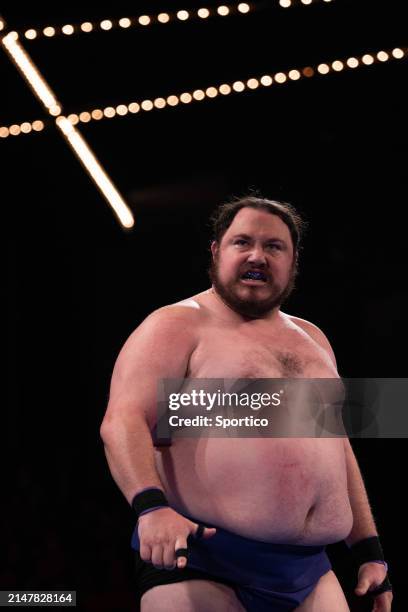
left=267, top=244, right=281, bottom=250
left=235, top=239, right=248, bottom=245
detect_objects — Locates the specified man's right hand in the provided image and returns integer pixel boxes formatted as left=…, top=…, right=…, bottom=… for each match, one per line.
left=138, top=507, right=217, bottom=570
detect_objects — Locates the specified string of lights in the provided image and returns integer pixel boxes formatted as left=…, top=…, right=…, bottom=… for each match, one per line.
left=279, top=0, right=332, bottom=6
left=2, top=5, right=249, bottom=41
left=1, top=45, right=405, bottom=140
left=0, top=1, right=334, bottom=42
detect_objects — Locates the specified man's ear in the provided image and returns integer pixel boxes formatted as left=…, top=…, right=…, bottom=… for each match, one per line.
left=210, top=241, right=218, bottom=260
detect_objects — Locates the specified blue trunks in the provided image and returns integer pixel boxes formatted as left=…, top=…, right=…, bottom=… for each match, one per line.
left=132, top=513, right=332, bottom=611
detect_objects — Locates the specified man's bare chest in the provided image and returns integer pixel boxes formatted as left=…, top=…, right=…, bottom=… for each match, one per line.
left=188, top=326, right=337, bottom=378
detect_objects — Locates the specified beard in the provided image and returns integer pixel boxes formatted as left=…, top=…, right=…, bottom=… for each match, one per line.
left=208, top=256, right=297, bottom=319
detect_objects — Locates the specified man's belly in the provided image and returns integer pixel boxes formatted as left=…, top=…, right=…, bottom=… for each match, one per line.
left=154, top=437, right=353, bottom=546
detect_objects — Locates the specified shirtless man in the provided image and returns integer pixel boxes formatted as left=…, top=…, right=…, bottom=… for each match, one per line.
left=101, top=197, right=393, bottom=611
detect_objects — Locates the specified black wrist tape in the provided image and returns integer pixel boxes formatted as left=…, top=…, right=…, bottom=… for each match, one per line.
left=131, top=487, right=169, bottom=519
left=350, top=536, right=385, bottom=566
left=350, top=537, right=392, bottom=595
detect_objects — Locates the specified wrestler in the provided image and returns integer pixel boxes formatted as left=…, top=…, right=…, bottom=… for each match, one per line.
left=100, top=197, right=393, bottom=611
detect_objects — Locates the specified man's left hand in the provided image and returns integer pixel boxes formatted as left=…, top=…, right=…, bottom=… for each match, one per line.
left=355, top=562, right=393, bottom=611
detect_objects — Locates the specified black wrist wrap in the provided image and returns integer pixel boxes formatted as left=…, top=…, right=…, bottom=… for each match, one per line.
left=131, top=488, right=169, bottom=519
left=350, top=536, right=392, bottom=595
left=350, top=536, right=384, bottom=566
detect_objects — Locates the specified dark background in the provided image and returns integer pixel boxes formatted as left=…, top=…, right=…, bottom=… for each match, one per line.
left=3, top=1, right=407, bottom=610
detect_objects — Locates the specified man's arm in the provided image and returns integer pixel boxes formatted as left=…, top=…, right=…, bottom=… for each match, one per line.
left=100, top=305, right=198, bottom=502
left=343, top=438, right=393, bottom=609
left=343, top=437, right=378, bottom=546
left=100, top=305, right=217, bottom=571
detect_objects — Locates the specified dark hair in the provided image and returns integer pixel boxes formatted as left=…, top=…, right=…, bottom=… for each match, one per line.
left=210, top=196, right=307, bottom=259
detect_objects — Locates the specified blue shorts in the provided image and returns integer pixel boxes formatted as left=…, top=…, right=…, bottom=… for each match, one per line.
left=132, top=513, right=332, bottom=611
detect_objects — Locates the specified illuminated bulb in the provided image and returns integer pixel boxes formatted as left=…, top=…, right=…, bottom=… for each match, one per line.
left=7, top=31, right=18, bottom=41
left=25, top=29, right=37, bottom=39
left=260, top=75, right=273, bottom=86
left=10, top=124, right=21, bottom=136
left=247, top=78, right=259, bottom=89
left=193, top=89, right=205, bottom=100
left=158, top=13, right=170, bottom=23
left=62, top=25, right=74, bottom=35
left=43, top=27, right=56, bottom=37
left=115, top=104, right=127, bottom=115
left=274, top=72, right=287, bottom=83
left=49, top=104, right=61, bottom=116
left=219, top=84, right=232, bottom=95
left=0, top=127, right=9, bottom=138
left=177, top=10, right=190, bottom=20
left=362, top=54, right=374, bottom=65
left=154, top=98, right=166, bottom=109
left=217, top=6, right=230, bottom=16
left=0, top=20, right=4, bottom=32
left=180, top=92, right=192, bottom=103
left=91, top=109, right=103, bottom=120
left=206, top=87, right=218, bottom=98
left=197, top=8, right=210, bottom=18
left=138, top=16, right=151, bottom=26
left=238, top=4, right=250, bottom=13
left=79, top=112, right=91, bottom=122
left=392, top=47, right=404, bottom=59
left=167, top=95, right=179, bottom=106
left=392, top=48, right=404, bottom=59
left=279, top=0, right=291, bottom=7
left=20, top=122, right=32, bottom=133
left=68, top=114, right=79, bottom=125
left=81, top=22, right=93, bottom=32
left=377, top=51, right=389, bottom=62
left=332, top=60, right=344, bottom=71
left=232, top=81, right=245, bottom=92
left=141, top=100, right=154, bottom=111
left=128, top=103, right=140, bottom=113
left=302, top=67, right=314, bottom=77
left=119, top=18, right=131, bottom=28
left=55, top=115, right=69, bottom=128
left=32, top=120, right=44, bottom=131
left=288, top=69, right=301, bottom=80
left=301, top=0, right=312, bottom=4
left=103, top=107, right=116, bottom=118
left=317, top=63, right=330, bottom=74
left=346, top=57, right=359, bottom=68
left=100, top=20, right=113, bottom=30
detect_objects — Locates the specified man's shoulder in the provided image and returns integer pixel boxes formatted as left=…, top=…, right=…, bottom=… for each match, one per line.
left=151, top=296, right=206, bottom=323
left=136, top=296, right=207, bottom=336
left=285, top=313, right=325, bottom=337
left=283, top=312, right=337, bottom=365
left=119, top=300, right=203, bottom=360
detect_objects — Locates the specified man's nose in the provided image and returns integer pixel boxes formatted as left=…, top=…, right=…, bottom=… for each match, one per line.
left=247, top=246, right=267, bottom=265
